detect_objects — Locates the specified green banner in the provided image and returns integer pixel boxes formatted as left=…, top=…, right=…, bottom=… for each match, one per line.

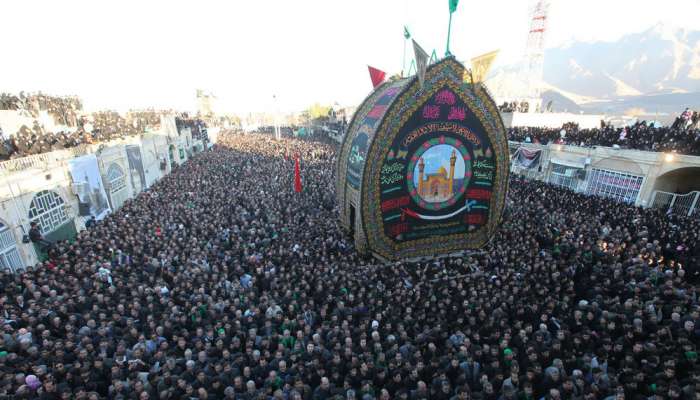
left=449, top=0, right=459, bottom=13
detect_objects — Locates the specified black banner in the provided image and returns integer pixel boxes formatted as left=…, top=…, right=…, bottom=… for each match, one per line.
left=378, top=87, right=497, bottom=242
left=126, top=145, right=146, bottom=192
left=514, top=148, right=541, bottom=169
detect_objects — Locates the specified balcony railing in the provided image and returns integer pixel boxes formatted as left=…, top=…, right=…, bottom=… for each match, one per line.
left=650, top=190, right=699, bottom=217
left=0, top=152, right=65, bottom=174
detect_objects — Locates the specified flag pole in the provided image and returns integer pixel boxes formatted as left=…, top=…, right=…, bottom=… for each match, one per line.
left=445, top=11, right=453, bottom=57
left=402, top=38, right=407, bottom=77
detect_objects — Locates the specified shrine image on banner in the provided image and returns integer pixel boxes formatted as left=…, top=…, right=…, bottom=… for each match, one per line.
left=374, top=92, right=499, bottom=247
left=336, top=57, right=509, bottom=261
left=68, top=154, right=112, bottom=220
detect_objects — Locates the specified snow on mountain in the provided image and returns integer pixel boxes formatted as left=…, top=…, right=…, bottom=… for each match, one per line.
left=543, top=22, right=700, bottom=98
left=485, top=23, right=700, bottom=114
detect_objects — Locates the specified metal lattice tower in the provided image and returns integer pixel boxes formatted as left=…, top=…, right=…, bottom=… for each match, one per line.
left=522, top=0, right=550, bottom=108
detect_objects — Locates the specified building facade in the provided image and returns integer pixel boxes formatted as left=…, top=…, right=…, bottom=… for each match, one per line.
left=0, top=114, right=210, bottom=272
left=510, top=141, right=700, bottom=216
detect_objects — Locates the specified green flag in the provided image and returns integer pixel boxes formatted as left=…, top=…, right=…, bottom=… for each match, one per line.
left=403, top=26, right=411, bottom=39
left=449, top=0, right=459, bottom=13
left=407, top=59, right=416, bottom=75
left=429, top=49, right=439, bottom=64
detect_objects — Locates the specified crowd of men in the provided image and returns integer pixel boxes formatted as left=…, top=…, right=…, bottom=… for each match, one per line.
left=0, top=131, right=698, bottom=400
left=176, top=116, right=208, bottom=141
left=0, top=112, right=161, bottom=160
left=498, top=102, right=530, bottom=113
left=671, top=109, right=700, bottom=132
left=0, top=92, right=82, bottom=127
left=508, top=119, right=700, bottom=156
left=0, top=92, right=209, bottom=160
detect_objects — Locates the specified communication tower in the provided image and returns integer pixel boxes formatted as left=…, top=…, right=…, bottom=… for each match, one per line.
left=521, top=0, right=550, bottom=112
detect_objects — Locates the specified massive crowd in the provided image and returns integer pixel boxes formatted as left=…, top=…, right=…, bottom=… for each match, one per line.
left=508, top=120, right=700, bottom=156
left=0, top=132, right=698, bottom=400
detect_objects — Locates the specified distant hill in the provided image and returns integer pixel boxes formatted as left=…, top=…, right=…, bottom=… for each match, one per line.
left=485, top=23, right=700, bottom=119
left=540, top=90, right=582, bottom=113
left=545, top=23, right=700, bottom=98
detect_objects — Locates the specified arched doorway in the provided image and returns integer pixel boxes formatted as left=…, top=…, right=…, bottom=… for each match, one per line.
left=0, top=221, right=23, bottom=272
left=168, top=144, right=176, bottom=167
left=107, top=163, right=128, bottom=210
left=653, top=167, right=700, bottom=194
left=178, top=146, right=185, bottom=161
left=650, top=167, right=700, bottom=216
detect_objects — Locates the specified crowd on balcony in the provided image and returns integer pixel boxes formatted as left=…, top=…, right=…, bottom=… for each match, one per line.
left=176, top=116, right=208, bottom=141
left=0, top=92, right=83, bottom=127
left=0, top=132, right=698, bottom=399
left=508, top=111, right=700, bottom=156
left=0, top=93, right=209, bottom=161
left=671, top=108, right=700, bottom=131
left=498, top=102, right=530, bottom=113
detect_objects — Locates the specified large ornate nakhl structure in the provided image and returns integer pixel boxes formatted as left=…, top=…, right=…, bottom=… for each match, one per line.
left=336, top=57, right=509, bottom=261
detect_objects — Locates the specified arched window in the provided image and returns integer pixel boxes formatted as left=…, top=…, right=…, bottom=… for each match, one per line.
left=107, top=163, right=126, bottom=194
left=28, top=190, right=69, bottom=235
left=0, top=221, right=23, bottom=272
left=107, top=163, right=130, bottom=210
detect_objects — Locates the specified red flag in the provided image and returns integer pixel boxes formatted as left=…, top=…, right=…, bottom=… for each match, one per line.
left=294, top=155, right=302, bottom=193
left=368, top=66, right=386, bottom=88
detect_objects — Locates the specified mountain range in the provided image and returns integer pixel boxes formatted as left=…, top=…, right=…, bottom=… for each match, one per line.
left=485, top=23, right=700, bottom=120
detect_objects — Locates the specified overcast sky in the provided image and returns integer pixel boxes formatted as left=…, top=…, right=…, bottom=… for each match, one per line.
left=2, top=0, right=698, bottom=113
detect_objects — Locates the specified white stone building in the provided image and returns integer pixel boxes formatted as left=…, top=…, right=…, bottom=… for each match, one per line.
left=0, top=113, right=207, bottom=271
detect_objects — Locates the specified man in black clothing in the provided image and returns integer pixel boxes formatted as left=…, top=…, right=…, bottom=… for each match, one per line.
left=84, top=216, right=96, bottom=229
left=28, top=222, right=52, bottom=251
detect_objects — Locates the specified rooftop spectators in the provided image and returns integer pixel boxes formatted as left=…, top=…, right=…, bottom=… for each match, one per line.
left=0, top=93, right=208, bottom=160
left=498, top=101, right=529, bottom=113
left=176, top=115, right=208, bottom=141
left=0, top=92, right=82, bottom=127
left=508, top=111, right=700, bottom=156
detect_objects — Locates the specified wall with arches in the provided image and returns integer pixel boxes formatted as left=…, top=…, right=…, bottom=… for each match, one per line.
left=511, top=141, right=700, bottom=207
left=0, top=115, right=204, bottom=270
left=0, top=162, right=77, bottom=267
left=141, top=133, right=171, bottom=187
left=651, top=167, right=700, bottom=194
left=97, top=145, right=133, bottom=212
